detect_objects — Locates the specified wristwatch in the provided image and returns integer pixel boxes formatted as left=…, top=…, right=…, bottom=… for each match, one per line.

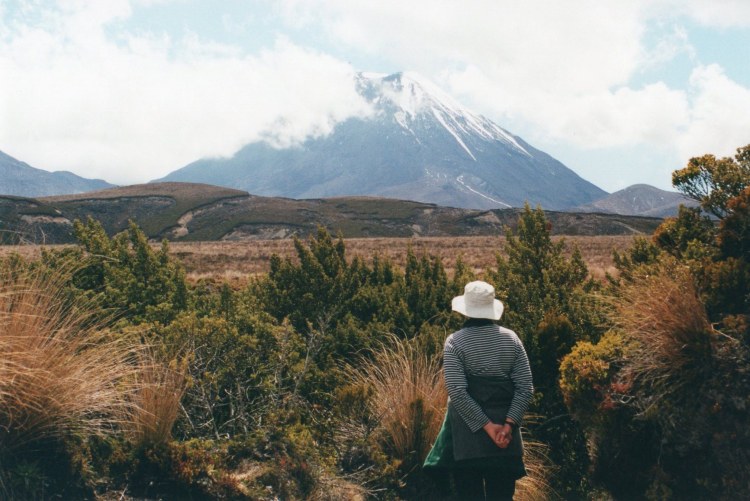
left=504, top=419, right=517, bottom=431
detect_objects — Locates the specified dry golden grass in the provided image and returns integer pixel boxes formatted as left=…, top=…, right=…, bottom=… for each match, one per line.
left=515, top=425, right=557, bottom=501
left=609, top=263, right=714, bottom=418
left=126, top=352, right=188, bottom=448
left=349, top=337, right=447, bottom=466
left=172, top=235, right=634, bottom=285
left=307, top=474, right=368, bottom=501
left=0, top=235, right=634, bottom=287
left=0, top=265, right=144, bottom=451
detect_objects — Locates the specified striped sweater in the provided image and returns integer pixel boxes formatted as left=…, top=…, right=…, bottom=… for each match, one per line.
left=444, top=321, right=534, bottom=433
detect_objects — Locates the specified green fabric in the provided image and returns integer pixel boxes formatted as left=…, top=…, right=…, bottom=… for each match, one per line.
left=423, top=412, right=454, bottom=469
left=424, top=410, right=527, bottom=479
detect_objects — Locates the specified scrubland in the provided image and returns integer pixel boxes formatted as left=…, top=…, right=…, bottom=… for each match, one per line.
left=2, top=143, right=750, bottom=500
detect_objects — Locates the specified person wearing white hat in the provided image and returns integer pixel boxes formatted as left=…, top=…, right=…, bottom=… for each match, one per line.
left=424, top=280, right=534, bottom=500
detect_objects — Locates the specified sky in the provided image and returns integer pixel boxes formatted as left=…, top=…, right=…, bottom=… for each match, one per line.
left=1, top=0, right=750, bottom=193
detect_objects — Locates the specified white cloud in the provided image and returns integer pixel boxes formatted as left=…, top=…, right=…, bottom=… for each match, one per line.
left=677, top=64, right=750, bottom=161
left=280, top=0, right=647, bottom=93
left=278, top=0, right=750, bottom=164
left=679, top=0, right=750, bottom=28
left=0, top=2, right=372, bottom=184
left=642, top=24, right=696, bottom=69
left=276, top=1, right=680, bottom=147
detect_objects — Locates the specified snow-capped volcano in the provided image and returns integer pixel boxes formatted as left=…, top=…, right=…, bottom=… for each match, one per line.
left=157, top=71, right=606, bottom=210
left=359, top=71, right=529, bottom=162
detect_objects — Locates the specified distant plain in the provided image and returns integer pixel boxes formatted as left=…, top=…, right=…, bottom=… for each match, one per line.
left=1, top=235, right=637, bottom=287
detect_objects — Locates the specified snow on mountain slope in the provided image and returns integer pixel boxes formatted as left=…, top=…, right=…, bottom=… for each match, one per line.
left=157, top=71, right=606, bottom=211
left=358, top=72, right=529, bottom=158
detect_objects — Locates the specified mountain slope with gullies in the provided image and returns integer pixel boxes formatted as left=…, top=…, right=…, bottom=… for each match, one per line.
left=157, top=72, right=607, bottom=210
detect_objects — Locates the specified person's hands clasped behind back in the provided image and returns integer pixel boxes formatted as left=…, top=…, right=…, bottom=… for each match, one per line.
left=483, top=421, right=512, bottom=449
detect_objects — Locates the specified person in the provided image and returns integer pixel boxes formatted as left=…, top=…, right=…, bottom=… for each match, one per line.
left=424, top=280, right=534, bottom=501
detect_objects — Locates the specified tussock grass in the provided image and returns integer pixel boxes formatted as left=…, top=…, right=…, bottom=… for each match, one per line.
left=0, top=265, right=143, bottom=452
left=126, top=351, right=187, bottom=448
left=348, top=336, right=447, bottom=467
left=610, top=264, right=714, bottom=419
left=516, top=428, right=557, bottom=501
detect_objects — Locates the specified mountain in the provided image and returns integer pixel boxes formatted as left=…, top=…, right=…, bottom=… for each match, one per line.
left=0, top=150, right=114, bottom=197
left=1, top=182, right=662, bottom=245
left=576, top=184, right=697, bottom=217
left=157, top=72, right=606, bottom=210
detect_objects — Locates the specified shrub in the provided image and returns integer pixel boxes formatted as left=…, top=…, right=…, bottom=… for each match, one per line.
left=652, top=205, right=717, bottom=260
left=565, top=260, right=750, bottom=499
left=70, top=218, right=189, bottom=325
left=720, top=185, right=750, bottom=259
left=559, top=331, right=633, bottom=426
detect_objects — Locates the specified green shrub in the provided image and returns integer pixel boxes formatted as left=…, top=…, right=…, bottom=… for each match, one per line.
left=559, top=331, right=633, bottom=426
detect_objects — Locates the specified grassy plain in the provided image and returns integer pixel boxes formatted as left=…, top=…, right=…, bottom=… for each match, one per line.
left=0, top=235, right=637, bottom=286
left=172, top=235, right=637, bottom=284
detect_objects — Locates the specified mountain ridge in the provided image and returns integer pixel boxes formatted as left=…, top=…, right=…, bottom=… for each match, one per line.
left=575, top=184, right=696, bottom=217
left=0, top=150, right=114, bottom=197
left=2, top=182, right=663, bottom=245
left=157, top=72, right=607, bottom=210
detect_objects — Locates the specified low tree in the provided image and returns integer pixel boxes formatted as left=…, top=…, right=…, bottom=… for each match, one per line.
left=66, top=218, right=188, bottom=325
left=672, top=144, right=750, bottom=218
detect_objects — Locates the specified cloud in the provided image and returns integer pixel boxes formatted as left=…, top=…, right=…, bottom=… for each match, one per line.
left=0, top=1, right=371, bottom=184
left=275, top=1, right=673, bottom=145
left=642, top=24, right=696, bottom=69
left=279, top=0, right=647, bottom=93
left=679, top=0, right=750, bottom=28
left=677, top=64, right=750, bottom=160
left=278, top=0, right=750, bottom=162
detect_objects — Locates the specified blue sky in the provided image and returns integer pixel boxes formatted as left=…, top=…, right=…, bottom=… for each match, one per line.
left=1, top=0, right=749, bottom=193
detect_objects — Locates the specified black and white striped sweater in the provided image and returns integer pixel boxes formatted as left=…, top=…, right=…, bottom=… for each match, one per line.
left=444, top=322, right=534, bottom=433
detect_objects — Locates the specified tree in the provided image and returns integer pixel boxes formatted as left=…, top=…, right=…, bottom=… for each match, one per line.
left=71, top=218, right=188, bottom=325
left=672, top=144, right=750, bottom=218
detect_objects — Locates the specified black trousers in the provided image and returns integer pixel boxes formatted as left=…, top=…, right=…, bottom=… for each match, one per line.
left=453, top=469, right=516, bottom=501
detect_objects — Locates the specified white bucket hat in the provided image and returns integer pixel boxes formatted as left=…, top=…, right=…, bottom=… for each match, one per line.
left=451, top=280, right=504, bottom=320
